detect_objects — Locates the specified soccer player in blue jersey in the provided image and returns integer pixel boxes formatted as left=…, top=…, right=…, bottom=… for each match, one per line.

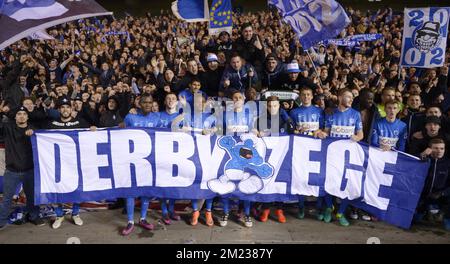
left=121, top=94, right=159, bottom=236
left=224, top=91, right=256, bottom=136
left=255, top=96, right=294, bottom=223
left=289, top=87, right=325, bottom=220
left=219, top=91, right=255, bottom=228
left=158, top=92, right=183, bottom=224
left=158, top=92, right=181, bottom=129
left=181, top=95, right=217, bottom=226
left=317, top=88, right=364, bottom=227
left=290, top=87, right=324, bottom=137
left=371, top=100, right=408, bottom=152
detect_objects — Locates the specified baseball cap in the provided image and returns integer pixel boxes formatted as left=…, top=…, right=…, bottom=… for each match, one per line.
left=286, top=63, right=301, bottom=73
left=207, top=53, right=218, bottom=62
left=56, top=97, right=71, bottom=108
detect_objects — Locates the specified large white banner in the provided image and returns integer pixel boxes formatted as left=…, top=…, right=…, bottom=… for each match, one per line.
left=400, top=7, right=450, bottom=68
left=30, top=128, right=431, bottom=228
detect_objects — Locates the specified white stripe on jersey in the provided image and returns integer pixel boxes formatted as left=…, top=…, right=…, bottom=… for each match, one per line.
left=330, top=125, right=355, bottom=138
left=379, top=136, right=399, bottom=147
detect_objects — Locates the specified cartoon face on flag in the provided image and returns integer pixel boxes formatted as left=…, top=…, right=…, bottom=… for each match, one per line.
left=413, top=21, right=442, bottom=52
left=400, top=7, right=450, bottom=68
left=0, top=0, right=69, bottom=22
left=207, top=134, right=275, bottom=195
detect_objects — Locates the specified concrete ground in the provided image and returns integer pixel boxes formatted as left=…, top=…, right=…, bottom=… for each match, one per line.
left=0, top=206, right=449, bottom=244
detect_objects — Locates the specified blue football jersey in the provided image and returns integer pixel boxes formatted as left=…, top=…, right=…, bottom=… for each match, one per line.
left=224, top=109, right=255, bottom=134
left=289, top=105, right=324, bottom=135
left=158, top=111, right=181, bottom=128
left=185, top=112, right=217, bottom=133
left=371, top=118, right=408, bottom=152
left=325, top=108, right=363, bottom=138
left=124, top=112, right=160, bottom=128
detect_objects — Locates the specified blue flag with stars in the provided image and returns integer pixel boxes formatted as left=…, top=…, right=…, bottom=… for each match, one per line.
left=209, top=0, right=233, bottom=36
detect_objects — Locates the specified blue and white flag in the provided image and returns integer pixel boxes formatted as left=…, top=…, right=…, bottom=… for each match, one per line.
left=171, top=0, right=209, bottom=23
left=400, top=7, right=450, bottom=68
left=0, top=0, right=112, bottom=50
left=269, top=0, right=350, bottom=49
left=209, top=0, right=233, bottom=36
left=1, top=0, right=68, bottom=21
left=28, top=29, right=54, bottom=40
left=322, top=39, right=358, bottom=47
left=349, top=33, right=383, bottom=42
left=32, top=128, right=430, bottom=229
left=321, top=33, right=383, bottom=47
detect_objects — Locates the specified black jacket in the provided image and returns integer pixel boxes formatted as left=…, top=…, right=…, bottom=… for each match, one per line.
left=175, top=72, right=207, bottom=94
left=0, top=61, right=22, bottom=109
left=232, top=36, right=265, bottom=66
left=99, top=110, right=123, bottom=127
left=409, top=131, right=450, bottom=158
left=423, top=157, right=450, bottom=197
left=401, top=108, right=426, bottom=143
left=28, top=107, right=48, bottom=129
left=261, top=59, right=284, bottom=90
left=0, top=122, right=34, bottom=172
left=99, top=96, right=124, bottom=128
left=255, top=110, right=295, bottom=135
left=279, top=73, right=318, bottom=92
left=203, top=66, right=224, bottom=97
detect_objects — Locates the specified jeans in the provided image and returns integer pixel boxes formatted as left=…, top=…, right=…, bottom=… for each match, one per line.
left=55, top=203, right=80, bottom=217
left=192, top=199, right=213, bottom=211
left=126, top=197, right=150, bottom=222
left=417, top=195, right=450, bottom=218
left=222, top=198, right=251, bottom=216
left=324, top=195, right=349, bottom=215
left=0, top=169, right=40, bottom=226
left=161, top=199, right=175, bottom=216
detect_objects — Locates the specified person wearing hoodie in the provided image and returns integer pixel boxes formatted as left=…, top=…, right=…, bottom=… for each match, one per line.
left=220, top=54, right=258, bottom=97
left=255, top=96, right=294, bottom=223
left=261, top=54, right=284, bottom=91
left=401, top=93, right=426, bottom=146
left=232, top=23, right=265, bottom=72
left=409, top=116, right=450, bottom=158
left=215, top=31, right=233, bottom=61
left=416, top=138, right=450, bottom=231
left=175, top=58, right=207, bottom=93
left=99, top=95, right=124, bottom=127
left=203, top=53, right=224, bottom=97
left=0, top=106, right=45, bottom=230
left=279, top=62, right=318, bottom=93
left=416, top=105, right=450, bottom=135
left=72, top=95, right=98, bottom=126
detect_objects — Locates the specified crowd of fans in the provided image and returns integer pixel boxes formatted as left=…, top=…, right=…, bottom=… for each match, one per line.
left=0, top=6, right=449, bottom=232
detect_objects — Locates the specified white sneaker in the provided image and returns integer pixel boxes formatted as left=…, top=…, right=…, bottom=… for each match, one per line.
left=219, top=214, right=229, bottom=227
left=361, top=214, right=372, bottom=221
left=52, top=217, right=64, bottom=229
left=350, top=211, right=359, bottom=220
left=244, top=216, right=253, bottom=228
left=72, top=215, right=83, bottom=226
